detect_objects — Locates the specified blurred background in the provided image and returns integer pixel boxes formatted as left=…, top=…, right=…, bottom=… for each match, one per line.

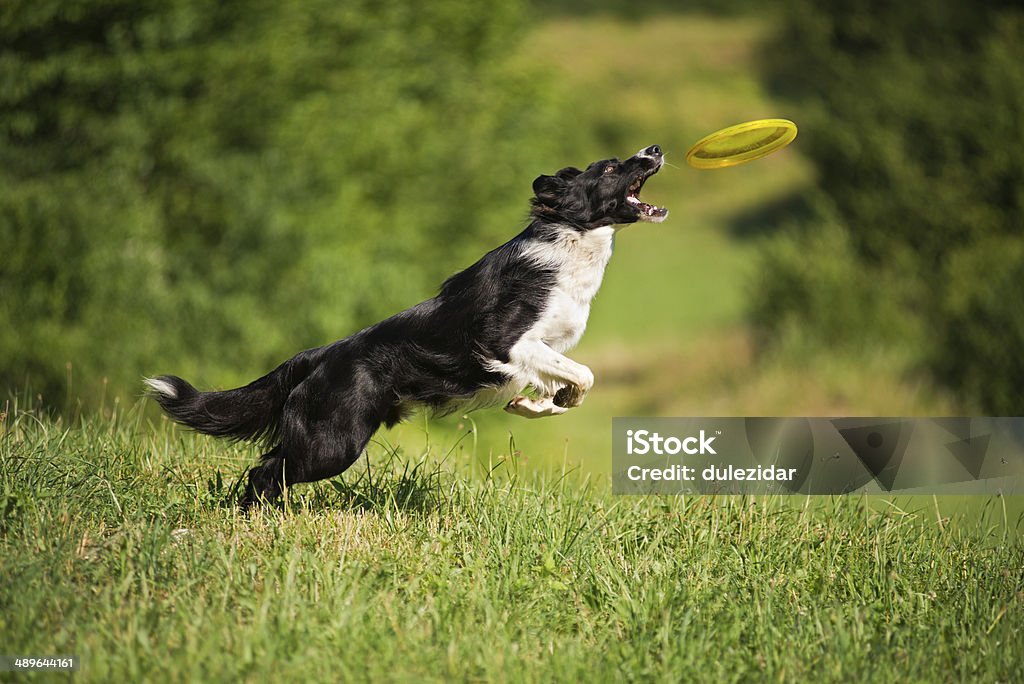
left=3, top=0, right=1023, bottom=472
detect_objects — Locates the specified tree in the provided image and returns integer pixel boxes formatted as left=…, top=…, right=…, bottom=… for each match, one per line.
left=0, top=0, right=571, bottom=403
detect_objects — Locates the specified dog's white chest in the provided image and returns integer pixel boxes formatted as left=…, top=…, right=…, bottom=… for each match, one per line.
left=529, top=226, right=616, bottom=353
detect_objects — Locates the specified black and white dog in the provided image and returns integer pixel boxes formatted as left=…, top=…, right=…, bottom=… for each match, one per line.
left=147, top=145, right=668, bottom=507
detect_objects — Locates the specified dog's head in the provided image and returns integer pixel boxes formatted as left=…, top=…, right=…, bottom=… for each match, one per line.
left=531, top=145, right=668, bottom=229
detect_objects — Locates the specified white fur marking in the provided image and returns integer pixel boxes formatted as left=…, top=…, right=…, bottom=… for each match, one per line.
left=519, top=224, right=616, bottom=353
left=144, top=377, right=177, bottom=399
left=487, top=224, right=611, bottom=401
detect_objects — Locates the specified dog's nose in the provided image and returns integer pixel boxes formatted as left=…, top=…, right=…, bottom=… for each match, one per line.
left=640, top=144, right=662, bottom=159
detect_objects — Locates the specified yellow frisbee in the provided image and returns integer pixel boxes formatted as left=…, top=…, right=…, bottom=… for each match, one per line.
left=686, top=119, right=798, bottom=169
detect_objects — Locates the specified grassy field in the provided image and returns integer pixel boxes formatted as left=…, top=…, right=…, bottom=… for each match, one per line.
left=2, top=403, right=1023, bottom=682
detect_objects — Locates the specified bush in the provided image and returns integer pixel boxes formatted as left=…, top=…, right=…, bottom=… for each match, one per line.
left=937, top=236, right=1024, bottom=414
left=749, top=218, right=923, bottom=359
left=753, top=0, right=1024, bottom=412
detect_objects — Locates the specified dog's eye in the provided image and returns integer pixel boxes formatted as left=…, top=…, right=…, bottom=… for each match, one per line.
left=604, top=164, right=616, bottom=174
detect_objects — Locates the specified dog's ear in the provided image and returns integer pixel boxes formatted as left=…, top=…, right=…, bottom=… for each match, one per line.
left=555, top=166, right=582, bottom=180
left=532, top=174, right=564, bottom=207
left=533, top=167, right=581, bottom=208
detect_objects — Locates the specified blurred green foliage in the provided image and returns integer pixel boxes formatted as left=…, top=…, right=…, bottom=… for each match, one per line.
left=0, top=0, right=575, bottom=403
left=540, top=0, right=763, bottom=19
left=752, top=0, right=1024, bottom=412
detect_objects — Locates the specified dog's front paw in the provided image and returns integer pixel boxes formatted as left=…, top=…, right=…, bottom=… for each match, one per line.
left=553, top=383, right=587, bottom=408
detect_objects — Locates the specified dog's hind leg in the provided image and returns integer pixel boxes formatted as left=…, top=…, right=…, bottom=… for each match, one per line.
left=240, top=374, right=385, bottom=508
left=240, top=444, right=287, bottom=510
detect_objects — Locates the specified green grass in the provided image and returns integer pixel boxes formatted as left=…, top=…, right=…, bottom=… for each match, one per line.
left=3, top=403, right=1023, bottom=682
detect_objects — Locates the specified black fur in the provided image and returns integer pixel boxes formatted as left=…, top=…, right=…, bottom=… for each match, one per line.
left=148, top=145, right=666, bottom=508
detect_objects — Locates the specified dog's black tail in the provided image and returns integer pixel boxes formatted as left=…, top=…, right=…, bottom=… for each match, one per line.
left=145, top=349, right=321, bottom=444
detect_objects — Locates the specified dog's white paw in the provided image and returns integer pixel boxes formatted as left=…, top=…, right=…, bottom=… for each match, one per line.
left=504, top=396, right=568, bottom=419
left=578, top=365, right=595, bottom=393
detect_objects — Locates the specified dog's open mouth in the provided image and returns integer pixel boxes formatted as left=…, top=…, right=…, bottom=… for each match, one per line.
left=625, top=169, right=669, bottom=223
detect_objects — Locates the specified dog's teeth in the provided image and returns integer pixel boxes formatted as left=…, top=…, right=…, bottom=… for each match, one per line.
left=626, top=195, right=641, bottom=205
